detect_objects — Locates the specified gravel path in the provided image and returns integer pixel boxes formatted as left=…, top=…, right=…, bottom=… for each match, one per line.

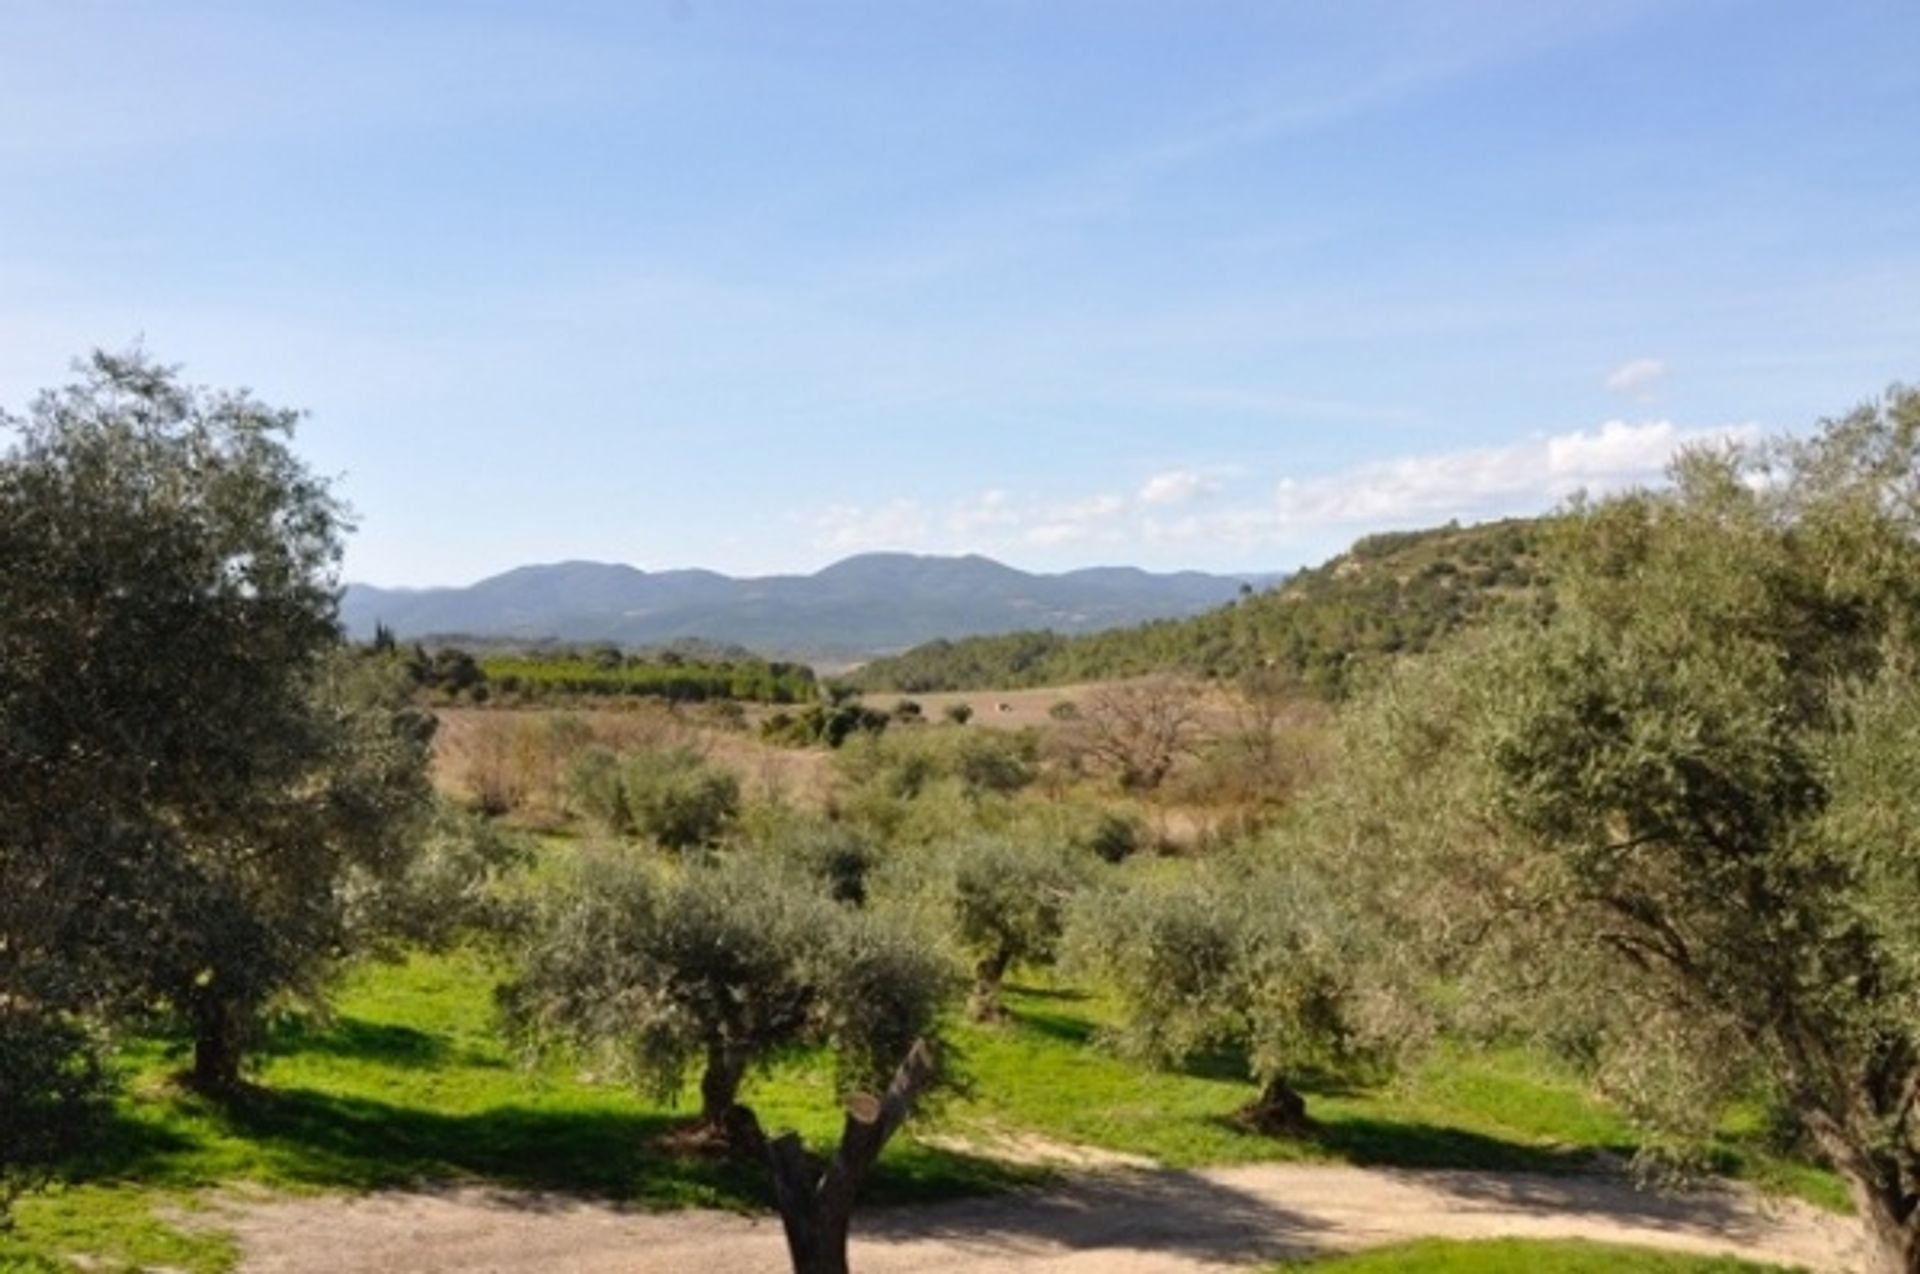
left=223, top=1161, right=1866, bottom=1273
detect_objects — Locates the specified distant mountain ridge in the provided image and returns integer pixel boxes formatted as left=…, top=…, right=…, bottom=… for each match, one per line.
left=340, top=553, right=1281, bottom=662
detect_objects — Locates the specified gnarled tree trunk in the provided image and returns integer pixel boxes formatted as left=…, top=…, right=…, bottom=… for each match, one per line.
left=1803, top=1114, right=1920, bottom=1273
left=699, top=1041, right=750, bottom=1134
left=728, top=1039, right=939, bottom=1274
left=968, top=952, right=1011, bottom=1022
left=1238, top=1075, right=1313, bottom=1136
left=189, top=994, right=245, bottom=1094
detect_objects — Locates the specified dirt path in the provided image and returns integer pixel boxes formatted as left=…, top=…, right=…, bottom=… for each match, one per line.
left=223, top=1161, right=1865, bottom=1273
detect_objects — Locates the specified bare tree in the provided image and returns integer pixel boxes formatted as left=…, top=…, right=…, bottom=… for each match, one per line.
left=1071, top=677, right=1204, bottom=791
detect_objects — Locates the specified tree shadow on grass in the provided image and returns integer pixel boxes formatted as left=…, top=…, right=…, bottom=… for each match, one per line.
left=1281, top=1113, right=1624, bottom=1175
left=1002, top=983, right=1090, bottom=1004
left=69, top=1084, right=1029, bottom=1213
left=260, top=1016, right=485, bottom=1070
left=1005, top=1006, right=1099, bottom=1046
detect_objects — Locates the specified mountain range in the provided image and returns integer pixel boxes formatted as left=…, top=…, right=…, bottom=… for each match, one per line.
left=340, top=554, right=1281, bottom=663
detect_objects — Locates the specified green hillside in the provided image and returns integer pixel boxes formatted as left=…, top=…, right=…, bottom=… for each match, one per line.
left=845, top=517, right=1547, bottom=699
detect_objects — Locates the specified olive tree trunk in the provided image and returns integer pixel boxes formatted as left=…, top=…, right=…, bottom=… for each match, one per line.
left=1238, top=1075, right=1313, bottom=1136
left=968, top=952, right=1011, bottom=1023
left=1803, top=1115, right=1920, bottom=1273
left=189, top=994, right=246, bottom=1094
left=727, top=1039, right=939, bottom=1274
left=699, top=1042, right=750, bottom=1133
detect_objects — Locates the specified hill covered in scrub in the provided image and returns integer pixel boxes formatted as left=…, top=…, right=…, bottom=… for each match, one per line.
left=844, top=517, right=1547, bottom=699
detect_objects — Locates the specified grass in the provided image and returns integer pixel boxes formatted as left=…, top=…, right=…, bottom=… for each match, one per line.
left=0, top=952, right=1848, bottom=1272
left=948, top=980, right=1843, bottom=1202
left=945, top=980, right=1631, bottom=1172
left=1274, top=1238, right=1797, bottom=1272
left=0, top=948, right=1028, bottom=1272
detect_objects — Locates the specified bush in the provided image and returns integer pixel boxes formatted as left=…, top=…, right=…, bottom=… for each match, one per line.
left=564, top=745, right=739, bottom=848
left=947, top=729, right=1036, bottom=795
left=1067, top=807, right=1145, bottom=864
left=622, top=747, right=741, bottom=850
left=760, top=701, right=891, bottom=749
left=343, top=802, right=533, bottom=954
left=834, top=728, right=1036, bottom=804
left=774, top=821, right=883, bottom=907
left=0, top=1011, right=106, bottom=1223
left=565, top=745, right=631, bottom=833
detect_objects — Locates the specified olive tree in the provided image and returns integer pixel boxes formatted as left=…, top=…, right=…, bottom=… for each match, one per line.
left=0, top=350, right=435, bottom=1098
left=752, top=815, right=883, bottom=907
left=1344, top=386, right=1920, bottom=1272
left=911, top=836, right=1084, bottom=1021
left=1071, top=861, right=1404, bottom=1133
left=502, top=849, right=947, bottom=1136
left=503, top=849, right=951, bottom=1274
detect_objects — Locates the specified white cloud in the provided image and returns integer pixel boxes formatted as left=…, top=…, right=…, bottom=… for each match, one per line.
left=1026, top=522, right=1091, bottom=547
left=1022, top=492, right=1128, bottom=547
left=1138, top=469, right=1214, bottom=506
left=1052, top=493, right=1127, bottom=521
left=947, top=488, right=1019, bottom=536
left=812, top=499, right=930, bottom=552
left=802, top=417, right=1758, bottom=563
left=1147, top=419, right=1757, bottom=548
left=1604, top=358, right=1667, bottom=399
left=1268, top=419, right=1754, bottom=529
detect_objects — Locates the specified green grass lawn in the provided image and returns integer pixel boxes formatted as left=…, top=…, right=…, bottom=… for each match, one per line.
left=0, top=949, right=1846, bottom=1272
left=958, top=979, right=1847, bottom=1212
left=1274, top=1238, right=1796, bottom=1272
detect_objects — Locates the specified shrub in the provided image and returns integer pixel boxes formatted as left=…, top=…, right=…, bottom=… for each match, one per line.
left=343, top=802, right=533, bottom=954
left=766, top=819, right=883, bottom=907
left=760, top=701, right=890, bottom=749
left=0, top=1012, right=106, bottom=1224
left=621, top=747, right=741, bottom=851
left=1071, top=808, right=1145, bottom=864
left=565, top=745, right=631, bottom=833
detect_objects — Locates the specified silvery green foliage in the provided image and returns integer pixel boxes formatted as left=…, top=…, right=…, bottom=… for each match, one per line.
left=1068, top=856, right=1403, bottom=1110
left=0, top=349, right=435, bottom=1098
left=342, top=800, right=531, bottom=956
left=892, top=834, right=1085, bottom=1020
left=0, top=1012, right=105, bottom=1225
left=1340, top=386, right=1920, bottom=1270
left=502, top=850, right=950, bottom=1123
left=565, top=745, right=740, bottom=850
left=751, top=814, right=883, bottom=907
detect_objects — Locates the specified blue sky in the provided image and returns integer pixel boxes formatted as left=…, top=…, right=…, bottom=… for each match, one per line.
left=2, top=1, right=1915, bottom=586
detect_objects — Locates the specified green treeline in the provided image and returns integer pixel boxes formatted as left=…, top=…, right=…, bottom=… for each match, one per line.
left=847, top=518, right=1544, bottom=698
left=391, top=640, right=818, bottom=704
